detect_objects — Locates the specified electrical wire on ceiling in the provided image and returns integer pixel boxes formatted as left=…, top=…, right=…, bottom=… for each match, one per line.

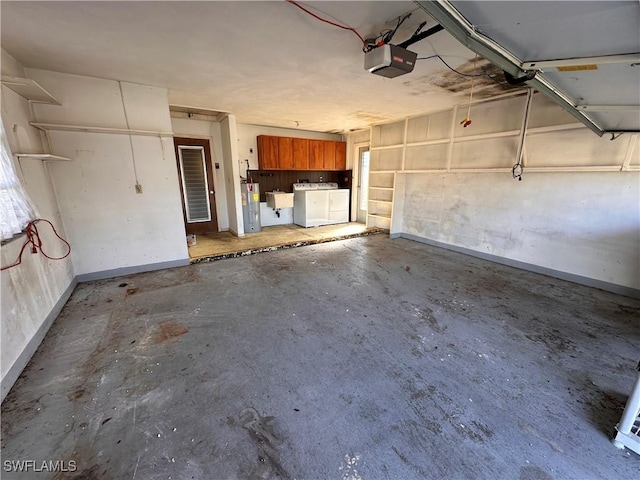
left=418, top=54, right=485, bottom=78
left=286, top=0, right=422, bottom=54
left=285, top=0, right=510, bottom=88
left=412, top=21, right=427, bottom=37
left=389, top=12, right=412, bottom=42
left=285, top=0, right=365, bottom=48
left=365, top=12, right=412, bottom=51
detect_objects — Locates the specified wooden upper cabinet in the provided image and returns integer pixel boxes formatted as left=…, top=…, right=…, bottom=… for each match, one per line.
left=323, top=141, right=336, bottom=170
left=278, top=137, right=294, bottom=170
left=309, top=140, right=324, bottom=170
left=335, top=141, right=346, bottom=170
left=257, top=135, right=346, bottom=170
left=257, top=135, right=278, bottom=169
left=292, top=138, right=309, bottom=170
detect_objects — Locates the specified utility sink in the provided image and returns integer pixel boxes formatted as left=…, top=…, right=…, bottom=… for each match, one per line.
left=266, top=192, right=294, bottom=209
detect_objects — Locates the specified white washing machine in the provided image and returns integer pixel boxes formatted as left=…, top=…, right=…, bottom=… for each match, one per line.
left=293, top=183, right=349, bottom=227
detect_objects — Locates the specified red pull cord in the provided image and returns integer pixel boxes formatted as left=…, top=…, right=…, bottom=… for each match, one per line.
left=1, top=219, right=71, bottom=271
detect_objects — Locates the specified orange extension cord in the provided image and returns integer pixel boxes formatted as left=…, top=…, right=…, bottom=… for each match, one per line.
left=286, top=0, right=366, bottom=46
left=1, top=219, right=71, bottom=271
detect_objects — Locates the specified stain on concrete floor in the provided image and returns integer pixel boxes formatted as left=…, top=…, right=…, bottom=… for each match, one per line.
left=1, top=235, right=639, bottom=479
left=154, top=320, right=189, bottom=345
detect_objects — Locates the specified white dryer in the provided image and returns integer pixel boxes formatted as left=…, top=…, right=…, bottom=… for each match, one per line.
left=293, top=183, right=349, bottom=227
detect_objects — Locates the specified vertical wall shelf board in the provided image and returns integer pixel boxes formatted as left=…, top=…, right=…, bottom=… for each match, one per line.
left=13, top=153, right=71, bottom=162
left=1, top=76, right=62, bottom=105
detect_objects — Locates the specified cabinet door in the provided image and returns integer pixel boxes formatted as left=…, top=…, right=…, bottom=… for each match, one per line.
left=323, top=141, right=336, bottom=170
left=257, top=135, right=279, bottom=170
left=278, top=137, right=294, bottom=170
left=335, top=141, right=346, bottom=170
left=292, top=138, right=309, bottom=170
left=309, top=140, right=324, bottom=170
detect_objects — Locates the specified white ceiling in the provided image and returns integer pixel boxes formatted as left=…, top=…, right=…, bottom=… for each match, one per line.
left=1, top=1, right=513, bottom=133
left=4, top=1, right=635, bottom=134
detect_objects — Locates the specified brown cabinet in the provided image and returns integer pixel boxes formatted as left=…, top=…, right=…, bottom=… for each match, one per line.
left=323, top=141, right=336, bottom=170
left=293, top=138, right=309, bottom=169
left=309, top=139, right=324, bottom=170
left=257, top=135, right=346, bottom=171
left=278, top=137, right=294, bottom=170
left=257, top=135, right=279, bottom=169
left=335, top=141, right=346, bottom=170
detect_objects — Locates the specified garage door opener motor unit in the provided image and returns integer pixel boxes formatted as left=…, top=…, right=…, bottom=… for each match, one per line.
left=364, top=44, right=417, bottom=78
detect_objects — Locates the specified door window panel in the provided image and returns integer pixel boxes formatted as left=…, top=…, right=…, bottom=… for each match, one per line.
left=179, top=146, right=211, bottom=223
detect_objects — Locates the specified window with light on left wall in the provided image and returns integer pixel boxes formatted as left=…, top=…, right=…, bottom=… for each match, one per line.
left=0, top=120, right=38, bottom=242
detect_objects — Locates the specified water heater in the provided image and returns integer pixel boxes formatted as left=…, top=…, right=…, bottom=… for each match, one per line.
left=241, top=182, right=261, bottom=233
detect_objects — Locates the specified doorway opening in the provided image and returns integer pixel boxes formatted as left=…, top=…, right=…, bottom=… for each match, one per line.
left=354, top=144, right=370, bottom=224
left=174, top=137, right=218, bottom=235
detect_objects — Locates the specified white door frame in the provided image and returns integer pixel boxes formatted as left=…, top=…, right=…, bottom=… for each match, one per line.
left=351, top=141, right=369, bottom=224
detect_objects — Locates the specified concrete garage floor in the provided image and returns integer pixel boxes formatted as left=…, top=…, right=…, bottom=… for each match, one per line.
left=2, top=235, right=639, bottom=479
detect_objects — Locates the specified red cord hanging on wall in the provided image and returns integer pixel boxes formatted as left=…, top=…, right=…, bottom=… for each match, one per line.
left=1, top=219, right=71, bottom=271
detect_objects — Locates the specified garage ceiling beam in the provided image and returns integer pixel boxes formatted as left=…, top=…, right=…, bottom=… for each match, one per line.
left=522, top=53, right=640, bottom=70
left=414, top=0, right=606, bottom=136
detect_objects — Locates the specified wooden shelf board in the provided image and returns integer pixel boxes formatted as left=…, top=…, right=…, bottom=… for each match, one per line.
left=2, top=76, right=61, bottom=105
left=14, top=153, right=71, bottom=162
left=405, top=138, right=450, bottom=147
left=30, top=122, right=173, bottom=137
left=370, top=144, right=405, bottom=151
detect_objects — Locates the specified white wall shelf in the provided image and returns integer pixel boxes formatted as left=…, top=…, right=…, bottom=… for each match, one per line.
left=14, top=153, right=71, bottom=162
left=368, top=199, right=393, bottom=204
left=405, top=138, right=450, bottom=148
left=370, top=144, right=405, bottom=151
left=526, top=165, right=623, bottom=173
left=369, top=187, right=394, bottom=191
left=401, top=169, right=448, bottom=174
left=453, top=130, right=520, bottom=143
left=30, top=122, right=174, bottom=137
left=1, top=76, right=61, bottom=105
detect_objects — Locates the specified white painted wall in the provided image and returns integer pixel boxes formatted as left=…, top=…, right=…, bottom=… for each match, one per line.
left=347, top=128, right=371, bottom=170
left=236, top=124, right=342, bottom=171
left=221, top=115, right=243, bottom=236
left=398, top=172, right=639, bottom=290
left=370, top=93, right=640, bottom=292
left=1, top=51, right=75, bottom=400
left=171, top=117, right=230, bottom=230
left=26, top=69, right=188, bottom=276
left=347, top=128, right=371, bottom=221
